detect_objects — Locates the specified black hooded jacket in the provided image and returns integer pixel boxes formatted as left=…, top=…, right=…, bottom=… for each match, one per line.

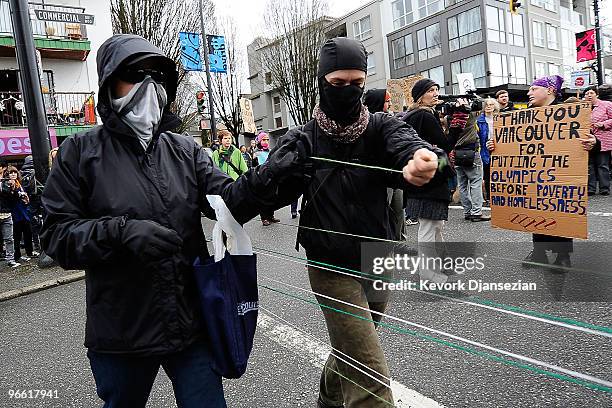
left=363, top=89, right=387, bottom=113
left=273, top=114, right=444, bottom=268
left=274, top=37, right=447, bottom=267
left=40, top=35, right=273, bottom=355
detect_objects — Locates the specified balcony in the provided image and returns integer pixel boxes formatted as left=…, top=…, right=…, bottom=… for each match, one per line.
left=560, top=7, right=584, bottom=27
left=0, top=91, right=97, bottom=128
left=0, top=1, right=91, bottom=60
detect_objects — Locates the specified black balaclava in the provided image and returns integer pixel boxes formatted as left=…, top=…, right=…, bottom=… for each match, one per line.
left=317, top=37, right=367, bottom=126
left=363, top=89, right=387, bottom=113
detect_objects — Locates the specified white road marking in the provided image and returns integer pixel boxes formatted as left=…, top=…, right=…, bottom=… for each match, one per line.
left=257, top=312, right=444, bottom=408
left=448, top=205, right=612, bottom=217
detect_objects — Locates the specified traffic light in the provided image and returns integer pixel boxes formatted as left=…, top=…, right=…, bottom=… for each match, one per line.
left=509, top=0, right=521, bottom=14
left=196, top=91, right=206, bottom=114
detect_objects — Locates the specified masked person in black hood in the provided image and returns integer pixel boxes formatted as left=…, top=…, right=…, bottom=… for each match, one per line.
left=363, top=88, right=391, bottom=114
left=260, top=37, right=449, bottom=407
left=40, top=34, right=302, bottom=408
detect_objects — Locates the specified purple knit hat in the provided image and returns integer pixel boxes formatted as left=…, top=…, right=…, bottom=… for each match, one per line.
left=531, top=75, right=564, bottom=95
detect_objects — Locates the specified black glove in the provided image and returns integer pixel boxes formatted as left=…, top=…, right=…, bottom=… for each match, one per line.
left=120, top=219, right=183, bottom=262
left=265, top=132, right=308, bottom=183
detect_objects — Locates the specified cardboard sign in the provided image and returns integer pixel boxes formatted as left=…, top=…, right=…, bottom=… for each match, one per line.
left=457, top=73, right=475, bottom=94
left=386, top=75, right=423, bottom=112
left=490, top=102, right=591, bottom=239
left=386, top=79, right=405, bottom=113
left=400, top=75, right=424, bottom=106
left=240, top=98, right=257, bottom=134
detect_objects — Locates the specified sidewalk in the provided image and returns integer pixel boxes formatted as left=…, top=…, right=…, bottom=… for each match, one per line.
left=0, top=258, right=83, bottom=301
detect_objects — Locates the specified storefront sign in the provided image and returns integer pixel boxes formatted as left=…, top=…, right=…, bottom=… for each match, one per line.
left=0, top=128, right=58, bottom=157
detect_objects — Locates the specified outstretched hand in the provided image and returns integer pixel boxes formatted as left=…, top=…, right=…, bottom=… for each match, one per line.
left=403, top=148, right=438, bottom=186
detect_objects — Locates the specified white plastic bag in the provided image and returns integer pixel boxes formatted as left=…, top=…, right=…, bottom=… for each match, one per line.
left=206, top=195, right=253, bottom=262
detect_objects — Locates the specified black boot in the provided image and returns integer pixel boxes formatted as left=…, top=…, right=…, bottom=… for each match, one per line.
left=317, top=398, right=344, bottom=408
left=522, top=248, right=548, bottom=268
left=551, top=253, right=571, bottom=273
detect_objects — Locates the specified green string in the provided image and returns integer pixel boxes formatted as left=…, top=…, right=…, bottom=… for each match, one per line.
left=311, top=155, right=449, bottom=173
left=465, top=296, right=612, bottom=334
left=253, top=245, right=398, bottom=283
left=276, top=221, right=407, bottom=244
left=253, top=244, right=612, bottom=336
left=258, top=283, right=612, bottom=394
left=311, top=157, right=403, bottom=173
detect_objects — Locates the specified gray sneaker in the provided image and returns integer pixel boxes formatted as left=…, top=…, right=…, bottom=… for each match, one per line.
left=7, top=260, right=20, bottom=268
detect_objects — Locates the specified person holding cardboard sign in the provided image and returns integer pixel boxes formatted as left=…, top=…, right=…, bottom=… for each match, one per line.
left=487, top=75, right=597, bottom=271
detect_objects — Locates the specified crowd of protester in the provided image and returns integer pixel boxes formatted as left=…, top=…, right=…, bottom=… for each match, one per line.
left=3, top=31, right=609, bottom=408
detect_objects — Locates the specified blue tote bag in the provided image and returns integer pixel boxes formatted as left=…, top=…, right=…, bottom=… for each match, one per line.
left=194, top=195, right=259, bottom=379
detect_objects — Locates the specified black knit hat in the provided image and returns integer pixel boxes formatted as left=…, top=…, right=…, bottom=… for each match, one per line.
left=317, top=37, right=367, bottom=78
left=411, top=78, right=439, bottom=102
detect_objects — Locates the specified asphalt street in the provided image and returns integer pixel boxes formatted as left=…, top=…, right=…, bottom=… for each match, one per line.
left=0, top=195, right=611, bottom=407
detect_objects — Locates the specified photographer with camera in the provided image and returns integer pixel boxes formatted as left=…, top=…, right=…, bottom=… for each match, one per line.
left=442, top=93, right=491, bottom=222
left=0, top=162, right=19, bottom=267
left=3, top=166, right=37, bottom=263
left=399, top=79, right=459, bottom=245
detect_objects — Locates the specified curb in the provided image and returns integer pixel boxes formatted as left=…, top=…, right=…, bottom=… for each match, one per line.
left=0, top=271, right=85, bottom=302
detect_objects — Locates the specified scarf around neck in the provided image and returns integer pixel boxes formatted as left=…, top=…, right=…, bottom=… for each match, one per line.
left=313, top=104, right=370, bottom=143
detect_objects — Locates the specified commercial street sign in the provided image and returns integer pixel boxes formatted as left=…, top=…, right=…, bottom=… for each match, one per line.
left=34, top=9, right=95, bottom=25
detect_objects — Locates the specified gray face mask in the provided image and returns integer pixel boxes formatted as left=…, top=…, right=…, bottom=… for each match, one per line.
left=110, top=76, right=168, bottom=149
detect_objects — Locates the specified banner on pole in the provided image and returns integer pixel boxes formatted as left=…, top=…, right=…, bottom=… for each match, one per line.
left=207, top=35, right=227, bottom=73
left=576, top=30, right=596, bottom=63
left=490, top=102, right=591, bottom=239
left=179, top=32, right=202, bottom=71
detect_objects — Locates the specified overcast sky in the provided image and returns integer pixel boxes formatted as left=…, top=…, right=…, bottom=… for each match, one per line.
left=212, top=0, right=372, bottom=44
left=211, top=0, right=372, bottom=92
left=211, top=0, right=612, bottom=93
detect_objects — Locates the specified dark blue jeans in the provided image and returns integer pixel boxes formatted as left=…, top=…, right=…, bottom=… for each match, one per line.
left=87, top=341, right=226, bottom=408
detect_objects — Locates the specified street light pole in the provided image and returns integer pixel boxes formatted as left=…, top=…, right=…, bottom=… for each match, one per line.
left=199, top=0, right=217, bottom=139
left=8, top=0, right=51, bottom=183
left=593, top=0, right=604, bottom=86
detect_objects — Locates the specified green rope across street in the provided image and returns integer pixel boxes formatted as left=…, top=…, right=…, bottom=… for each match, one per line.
left=258, top=283, right=612, bottom=394
left=253, top=244, right=612, bottom=337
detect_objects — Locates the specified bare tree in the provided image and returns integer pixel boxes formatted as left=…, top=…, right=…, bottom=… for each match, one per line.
left=110, top=0, right=216, bottom=132
left=261, top=0, right=330, bottom=126
left=195, top=17, right=244, bottom=138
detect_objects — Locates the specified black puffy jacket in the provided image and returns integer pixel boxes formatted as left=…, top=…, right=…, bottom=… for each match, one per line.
left=269, top=113, right=443, bottom=268
left=40, top=35, right=271, bottom=355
